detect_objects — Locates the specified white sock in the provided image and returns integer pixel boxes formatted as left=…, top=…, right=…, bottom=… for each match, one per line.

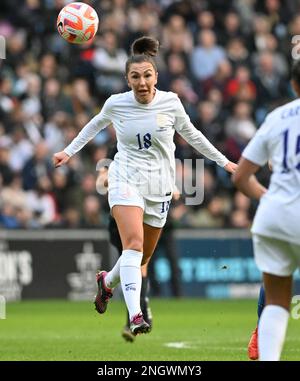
left=105, top=256, right=121, bottom=289
left=120, top=249, right=143, bottom=320
left=258, top=305, right=289, bottom=361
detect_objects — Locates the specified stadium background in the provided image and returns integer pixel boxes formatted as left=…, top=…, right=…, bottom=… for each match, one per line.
left=2, top=0, right=300, bottom=301
left=1, top=0, right=300, bottom=362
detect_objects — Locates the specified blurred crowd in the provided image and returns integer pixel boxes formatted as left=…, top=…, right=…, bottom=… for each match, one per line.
left=0, top=0, right=299, bottom=229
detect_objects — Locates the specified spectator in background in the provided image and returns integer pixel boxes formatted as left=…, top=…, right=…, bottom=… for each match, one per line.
left=251, top=33, right=288, bottom=78
left=0, top=173, right=38, bottom=228
left=22, top=141, right=53, bottom=191
left=255, top=0, right=292, bottom=39
left=26, top=175, right=57, bottom=227
left=93, top=30, right=128, bottom=98
left=39, top=53, right=60, bottom=82
left=0, top=142, right=15, bottom=186
left=228, top=191, right=252, bottom=228
left=8, top=126, right=33, bottom=173
left=81, top=194, right=105, bottom=228
left=53, top=206, right=82, bottom=229
left=169, top=77, right=198, bottom=120
left=159, top=52, right=192, bottom=91
left=44, top=111, right=72, bottom=154
left=0, top=174, right=27, bottom=213
left=225, top=65, right=257, bottom=105
left=6, top=29, right=27, bottom=69
left=226, top=37, right=251, bottom=71
left=21, top=73, right=42, bottom=117
left=41, top=78, right=72, bottom=120
left=206, top=87, right=227, bottom=121
left=225, top=101, right=257, bottom=163
left=218, top=10, right=244, bottom=47
left=71, top=78, right=95, bottom=115
left=253, top=51, right=288, bottom=123
left=201, top=59, right=233, bottom=98
left=51, top=167, right=75, bottom=216
left=190, top=29, right=226, bottom=82
left=0, top=75, right=15, bottom=128
left=162, top=14, right=194, bottom=55
left=194, top=10, right=216, bottom=36
left=195, top=100, right=223, bottom=146
left=189, top=194, right=231, bottom=228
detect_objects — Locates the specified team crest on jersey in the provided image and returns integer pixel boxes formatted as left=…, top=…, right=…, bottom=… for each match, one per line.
left=156, top=113, right=171, bottom=131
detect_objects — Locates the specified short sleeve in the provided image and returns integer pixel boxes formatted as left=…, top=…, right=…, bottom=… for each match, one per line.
left=242, top=123, right=269, bottom=166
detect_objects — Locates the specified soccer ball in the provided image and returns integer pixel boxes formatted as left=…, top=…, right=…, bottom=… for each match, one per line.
left=57, top=2, right=99, bottom=44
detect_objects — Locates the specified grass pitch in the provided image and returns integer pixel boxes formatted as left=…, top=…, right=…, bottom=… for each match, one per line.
left=0, top=299, right=299, bottom=361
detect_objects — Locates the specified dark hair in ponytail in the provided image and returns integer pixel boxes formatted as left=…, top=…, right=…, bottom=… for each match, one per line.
left=126, top=36, right=159, bottom=75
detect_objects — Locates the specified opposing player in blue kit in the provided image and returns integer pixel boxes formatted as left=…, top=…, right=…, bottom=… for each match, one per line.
left=53, top=36, right=236, bottom=336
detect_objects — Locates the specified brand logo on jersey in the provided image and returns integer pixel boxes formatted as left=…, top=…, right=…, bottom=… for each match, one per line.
left=156, top=127, right=169, bottom=132
left=125, top=282, right=136, bottom=291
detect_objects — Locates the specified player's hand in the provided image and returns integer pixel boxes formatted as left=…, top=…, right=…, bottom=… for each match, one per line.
left=52, top=151, right=70, bottom=168
left=224, top=161, right=238, bottom=174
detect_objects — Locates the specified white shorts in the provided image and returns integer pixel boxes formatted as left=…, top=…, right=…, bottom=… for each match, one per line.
left=253, top=234, right=300, bottom=276
left=108, top=183, right=170, bottom=228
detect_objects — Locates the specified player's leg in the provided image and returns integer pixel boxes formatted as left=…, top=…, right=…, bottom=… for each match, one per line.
left=140, top=263, right=153, bottom=328
left=141, top=222, right=162, bottom=266
left=160, top=227, right=182, bottom=297
left=130, top=222, right=162, bottom=331
left=258, top=273, right=292, bottom=361
left=112, top=205, right=150, bottom=335
left=122, top=263, right=152, bottom=342
left=248, top=284, right=265, bottom=360
left=257, top=285, right=265, bottom=320
left=253, top=235, right=295, bottom=361
left=94, top=217, right=122, bottom=314
left=122, top=232, right=156, bottom=339
left=105, top=217, right=136, bottom=342
left=104, top=217, right=123, bottom=289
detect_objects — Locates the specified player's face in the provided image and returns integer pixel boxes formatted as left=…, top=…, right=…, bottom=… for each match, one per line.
left=127, top=62, right=158, bottom=104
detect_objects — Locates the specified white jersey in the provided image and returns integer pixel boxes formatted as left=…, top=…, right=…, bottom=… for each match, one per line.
left=64, top=89, right=228, bottom=201
left=243, top=98, right=300, bottom=244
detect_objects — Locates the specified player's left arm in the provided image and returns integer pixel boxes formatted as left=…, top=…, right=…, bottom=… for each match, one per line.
left=173, top=96, right=237, bottom=174
left=232, top=157, right=267, bottom=200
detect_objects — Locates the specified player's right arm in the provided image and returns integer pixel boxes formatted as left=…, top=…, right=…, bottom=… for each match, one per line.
left=53, top=97, right=113, bottom=167
left=173, top=95, right=237, bottom=173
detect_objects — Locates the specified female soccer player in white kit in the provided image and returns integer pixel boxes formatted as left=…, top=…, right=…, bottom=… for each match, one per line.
left=233, top=59, right=300, bottom=360
left=53, top=37, right=236, bottom=335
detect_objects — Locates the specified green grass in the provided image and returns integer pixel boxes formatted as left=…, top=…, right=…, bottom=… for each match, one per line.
left=0, top=299, right=299, bottom=361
